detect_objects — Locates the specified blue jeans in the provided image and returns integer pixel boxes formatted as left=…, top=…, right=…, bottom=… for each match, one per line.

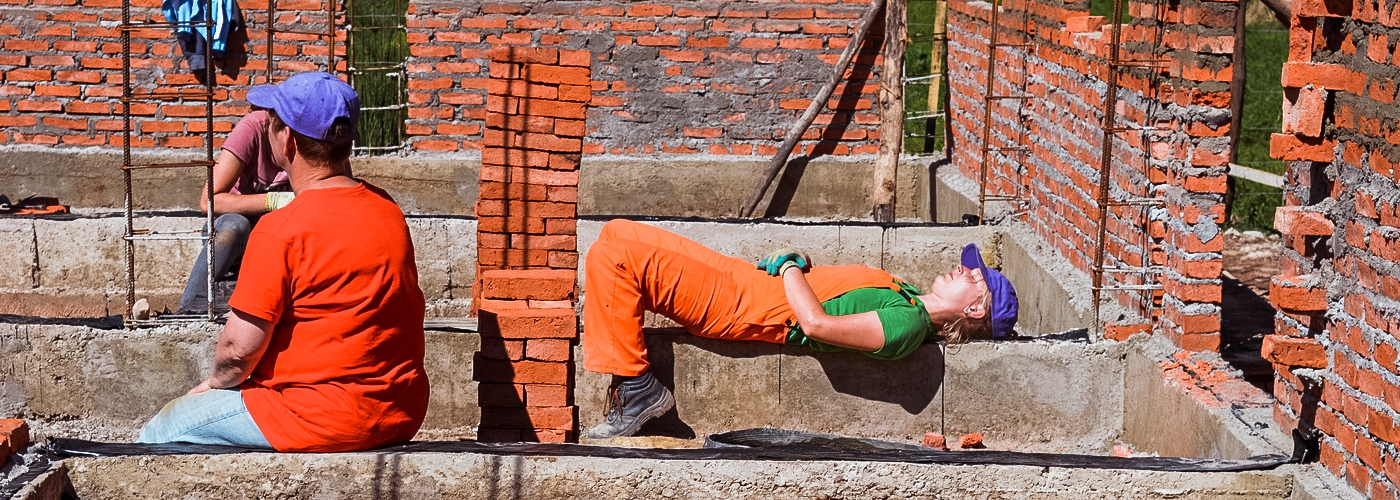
left=178, top=213, right=252, bottom=313
left=138, top=388, right=273, bottom=448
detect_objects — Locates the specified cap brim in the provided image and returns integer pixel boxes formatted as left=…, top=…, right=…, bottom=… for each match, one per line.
left=245, top=84, right=282, bottom=112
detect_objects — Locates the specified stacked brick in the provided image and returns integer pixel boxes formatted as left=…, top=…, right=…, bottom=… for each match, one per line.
left=0, top=0, right=339, bottom=148
left=1267, top=0, right=1400, bottom=496
left=946, top=0, right=1234, bottom=350
left=1, top=0, right=885, bottom=156
left=470, top=46, right=586, bottom=443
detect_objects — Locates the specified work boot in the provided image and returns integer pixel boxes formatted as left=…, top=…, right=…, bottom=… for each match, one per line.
left=582, top=372, right=674, bottom=439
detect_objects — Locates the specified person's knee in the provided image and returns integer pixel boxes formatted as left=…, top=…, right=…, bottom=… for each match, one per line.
left=214, top=213, right=252, bottom=234
left=213, top=213, right=252, bottom=245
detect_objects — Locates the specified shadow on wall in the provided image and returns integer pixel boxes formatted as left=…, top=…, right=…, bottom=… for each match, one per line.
left=637, top=333, right=943, bottom=432
left=808, top=345, right=944, bottom=415
left=762, top=44, right=881, bottom=218
left=635, top=337, right=698, bottom=439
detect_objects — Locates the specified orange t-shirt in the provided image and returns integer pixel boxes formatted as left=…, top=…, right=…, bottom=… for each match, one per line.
left=228, top=181, right=429, bottom=452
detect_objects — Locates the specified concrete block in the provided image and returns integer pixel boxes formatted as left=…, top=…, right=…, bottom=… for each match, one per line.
left=32, top=217, right=125, bottom=292
left=880, top=226, right=987, bottom=292
left=0, top=219, right=36, bottom=290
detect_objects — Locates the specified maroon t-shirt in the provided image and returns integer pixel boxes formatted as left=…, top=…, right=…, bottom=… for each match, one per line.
left=223, top=110, right=290, bottom=195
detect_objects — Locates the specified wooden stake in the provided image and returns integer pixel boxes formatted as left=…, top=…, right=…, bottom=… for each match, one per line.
left=873, top=0, right=907, bottom=222
left=738, top=0, right=887, bottom=218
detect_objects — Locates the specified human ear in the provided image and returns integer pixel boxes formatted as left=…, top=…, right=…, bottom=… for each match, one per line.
left=964, top=300, right=987, bottom=319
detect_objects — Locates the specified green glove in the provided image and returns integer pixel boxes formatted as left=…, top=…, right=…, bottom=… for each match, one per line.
left=265, top=191, right=295, bottom=211
left=757, top=248, right=811, bottom=276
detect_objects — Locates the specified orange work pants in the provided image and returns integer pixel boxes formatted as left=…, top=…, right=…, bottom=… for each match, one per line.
left=583, top=219, right=792, bottom=376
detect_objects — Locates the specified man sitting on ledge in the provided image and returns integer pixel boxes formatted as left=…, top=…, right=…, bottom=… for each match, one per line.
left=138, top=72, right=430, bottom=452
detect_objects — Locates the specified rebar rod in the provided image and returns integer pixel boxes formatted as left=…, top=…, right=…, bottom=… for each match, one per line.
left=122, top=0, right=135, bottom=322
left=1092, top=0, right=1128, bottom=334
left=204, top=0, right=215, bottom=320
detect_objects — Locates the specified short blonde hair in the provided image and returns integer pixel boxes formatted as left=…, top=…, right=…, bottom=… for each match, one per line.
left=939, top=291, right=993, bottom=344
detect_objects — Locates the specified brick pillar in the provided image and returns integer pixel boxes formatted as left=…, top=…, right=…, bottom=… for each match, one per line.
left=472, top=46, right=590, bottom=443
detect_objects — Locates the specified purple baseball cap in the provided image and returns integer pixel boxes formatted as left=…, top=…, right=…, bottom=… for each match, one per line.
left=246, top=72, right=359, bottom=141
left=961, top=243, right=1019, bottom=339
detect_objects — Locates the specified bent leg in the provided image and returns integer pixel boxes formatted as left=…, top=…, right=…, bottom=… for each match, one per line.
left=138, top=388, right=272, bottom=448
left=595, top=219, right=756, bottom=275
left=583, top=221, right=787, bottom=377
left=178, top=213, right=252, bottom=313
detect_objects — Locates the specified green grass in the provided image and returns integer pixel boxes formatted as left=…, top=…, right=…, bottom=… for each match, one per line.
left=903, top=0, right=947, bottom=154
left=1230, top=18, right=1289, bottom=232
left=1089, top=0, right=1131, bottom=22
left=348, top=0, right=408, bottom=155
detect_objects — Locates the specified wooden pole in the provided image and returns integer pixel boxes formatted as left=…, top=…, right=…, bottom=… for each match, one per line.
left=873, top=0, right=907, bottom=222
left=738, top=0, right=887, bottom=218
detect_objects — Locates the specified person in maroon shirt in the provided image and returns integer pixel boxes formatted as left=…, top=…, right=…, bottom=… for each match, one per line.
left=176, top=106, right=297, bottom=314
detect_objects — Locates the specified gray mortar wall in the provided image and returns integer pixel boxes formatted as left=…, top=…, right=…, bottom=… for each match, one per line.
left=0, top=216, right=477, bottom=317
left=6, top=320, right=1127, bottom=452
left=572, top=336, right=1130, bottom=452
left=5, top=216, right=1091, bottom=331
left=0, top=146, right=934, bottom=220
left=57, top=453, right=1300, bottom=499
left=0, top=323, right=482, bottom=442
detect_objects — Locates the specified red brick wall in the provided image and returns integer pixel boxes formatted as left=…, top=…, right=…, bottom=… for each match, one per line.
left=0, top=0, right=884, bottom=155
left=946, top=0, right=1235, bottom=349
left=0, top=0, right=336, bottom=148
left=470, top=46, right=585, bottom=443
left=1268, top=1, right=1400, bottom=496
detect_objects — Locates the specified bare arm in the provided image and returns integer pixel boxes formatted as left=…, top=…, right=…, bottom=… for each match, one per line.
left=201, top=150, right=272, bottom=216
left=781, top=266, right=886, bottom=351
left=188, top=308, right=274, bottom=394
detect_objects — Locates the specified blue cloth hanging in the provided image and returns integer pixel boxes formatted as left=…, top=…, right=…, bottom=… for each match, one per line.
left=163, top=0, right=243, bottom=71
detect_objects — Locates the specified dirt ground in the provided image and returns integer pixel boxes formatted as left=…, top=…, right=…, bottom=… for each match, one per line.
left=1220, top=229, right=1282, bottom=392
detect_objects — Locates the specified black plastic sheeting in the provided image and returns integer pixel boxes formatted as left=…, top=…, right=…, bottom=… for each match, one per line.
left=47, top=428, right=1308, bottom=473
left=0, top=453, right=57, bottom=499
left=0, top=314, right=124, bottom=330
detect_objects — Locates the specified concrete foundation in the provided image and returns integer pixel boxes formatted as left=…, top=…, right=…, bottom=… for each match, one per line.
left=0, top=146, right=934, bottom=220
left=58, top=453, right=1301, bottom=499
left=0, top=216, right=1093, bottom=337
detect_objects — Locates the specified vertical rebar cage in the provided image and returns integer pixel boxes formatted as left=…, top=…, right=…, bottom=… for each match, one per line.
left=265, top=0, right=339, bottom=84
left=347, top=0, right=409, bottom=155
left=121, top=0, right=218, bottom=325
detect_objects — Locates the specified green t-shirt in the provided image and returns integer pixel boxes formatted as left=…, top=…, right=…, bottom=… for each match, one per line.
left=785, top=280, right=936, bottom=361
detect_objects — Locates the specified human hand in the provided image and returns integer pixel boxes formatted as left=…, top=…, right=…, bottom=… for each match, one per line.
left=187, top=380, right=213, bottom=395
left=264, top=191, right=295, bottom=211
left=757, top=248, right=811, bottom=276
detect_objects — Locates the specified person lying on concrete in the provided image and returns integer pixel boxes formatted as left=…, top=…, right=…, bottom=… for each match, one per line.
left=580, top=219, right=1019, bottom=438
left=175, top=85, right=301, bottom=314
left=138, top=72, right=430, bottom=452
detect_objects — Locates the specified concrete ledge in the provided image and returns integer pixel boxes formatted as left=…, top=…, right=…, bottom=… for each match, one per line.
left=59, top=453, right=1296, bottom=499
left=0, top=146, right=937, bottom=220
left=574, top=334, right=1128, bottom=452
